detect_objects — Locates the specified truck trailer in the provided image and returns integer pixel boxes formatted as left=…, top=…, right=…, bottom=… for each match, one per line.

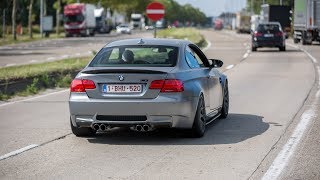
left=94, top=7, right=112, bottom=34
left=64, top=3, right=96, bottom=37
left=293, top=0, right=320, bottom=44
left=261, top=4, right=291, bottom=37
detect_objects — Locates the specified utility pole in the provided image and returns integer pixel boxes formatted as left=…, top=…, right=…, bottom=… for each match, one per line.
left=12, top=0, right=17, bottom=40
left=280, top=0, right=283, bottom=5
left=40, top=0, right=43, bottom=37
left=2, top=9, right=5, bottom=38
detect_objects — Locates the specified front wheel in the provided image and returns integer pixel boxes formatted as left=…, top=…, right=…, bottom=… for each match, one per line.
left=191, top=95, right=206, bottom=138
left=70, top=117, right=96, bottom=137
left=219, top=81, right=229, bottom=119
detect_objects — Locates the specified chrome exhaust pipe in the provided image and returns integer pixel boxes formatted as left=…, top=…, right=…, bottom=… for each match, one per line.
left=99, top=124, right=106, bottom=131
left=93, top=124, right=100, bottom=131
left=136, top=125, right=142, bottom=131
left=143, top=125, right=150, bottom=131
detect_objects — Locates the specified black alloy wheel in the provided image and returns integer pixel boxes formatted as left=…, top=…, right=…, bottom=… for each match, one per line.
left=219, top=81, right=229, bottom=119
left=191, top=95, right=206, bottom=138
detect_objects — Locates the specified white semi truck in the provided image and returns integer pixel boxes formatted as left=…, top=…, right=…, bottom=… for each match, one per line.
left=293, top=0, right=320, bottom=45
left=130, top=13, right=145, bottom=30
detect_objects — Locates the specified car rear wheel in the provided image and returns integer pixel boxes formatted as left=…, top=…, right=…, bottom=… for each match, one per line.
left=191, top=95, right=206, bottom=138
left=252, top=46, right=257, bottom=51
left=70, top=117, right=96, bottom=137
left=219, top=81, right=229, bottom=119
left=279, top=46, right=286, bottom=51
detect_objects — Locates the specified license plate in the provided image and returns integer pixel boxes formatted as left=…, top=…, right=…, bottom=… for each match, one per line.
left=264, top=34, right=274, bottom=37
left=102, top=84, right=142, bottom=93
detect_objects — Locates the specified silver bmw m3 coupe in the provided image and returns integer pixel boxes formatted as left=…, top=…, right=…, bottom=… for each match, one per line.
left=69, top=38, right=229, bottom=138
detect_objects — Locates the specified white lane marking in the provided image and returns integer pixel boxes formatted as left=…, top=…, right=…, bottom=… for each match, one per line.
left=0, top=144, right=39, bottom=161
left=243, top=53, right=249, bottom=59
left=29, top=60, right=38, bottom=63
left=61, top=55, right=69, bottom=58
left=226, top=64, right=234, bottom=70
left=5, top=63, right=16, bottom=67
left=287, top=43, right=318, bottom=63
left=0, top=89, right=69, bottom=108
left=46, top=57, right=55, bottom=61
left=20, top=51, right=33, bottom=54
left=203, top=40, right=212, bottom=52
left=262, top=44, right=320, bottom=180
left=262, top=107, right=317, bottom=180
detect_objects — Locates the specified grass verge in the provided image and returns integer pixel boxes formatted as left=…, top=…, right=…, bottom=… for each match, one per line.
left=0, top=57, right=91, bottom=101
left=157, top=28, right=207, bottom=48
left=0, top=33, right=66, bottom=46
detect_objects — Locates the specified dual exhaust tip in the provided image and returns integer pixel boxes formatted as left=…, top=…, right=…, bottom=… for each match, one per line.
left=92, top=124, right=110, bottom=131
left=135, top=124, right=151, bottom=132
left=92, top=123, right=152, bottom=132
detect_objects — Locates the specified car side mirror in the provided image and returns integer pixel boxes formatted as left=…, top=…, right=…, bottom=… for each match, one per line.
left=209, top=59, right=223, bottom=68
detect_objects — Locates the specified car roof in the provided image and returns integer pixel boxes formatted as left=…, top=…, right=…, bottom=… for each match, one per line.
left=105, top=38, right=191, bottom=48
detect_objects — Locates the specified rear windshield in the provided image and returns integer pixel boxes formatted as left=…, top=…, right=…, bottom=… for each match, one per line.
left=257, top=24, right=281, bottom=33
left=89, top=45, right=178, bottom=67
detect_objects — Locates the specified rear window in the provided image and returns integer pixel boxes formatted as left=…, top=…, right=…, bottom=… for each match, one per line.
left=257, top=24, right=281, bottom=32
left=89, top=45, right=178, bottom=67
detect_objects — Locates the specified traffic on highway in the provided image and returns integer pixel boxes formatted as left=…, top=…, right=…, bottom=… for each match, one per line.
left=0, top=0, right=320, bottom=179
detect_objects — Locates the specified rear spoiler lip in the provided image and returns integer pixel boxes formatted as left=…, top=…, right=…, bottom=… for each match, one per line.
left=81, top=69, right=169, bottom=74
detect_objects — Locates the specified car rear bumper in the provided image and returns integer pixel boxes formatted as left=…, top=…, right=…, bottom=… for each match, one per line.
left=69, top=93, right=198, bottom=129
left=252, top=39, right=285, bottom=48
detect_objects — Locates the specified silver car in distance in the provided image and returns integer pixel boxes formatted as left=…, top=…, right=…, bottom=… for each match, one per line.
left=69, top=38, right=229, bottom=138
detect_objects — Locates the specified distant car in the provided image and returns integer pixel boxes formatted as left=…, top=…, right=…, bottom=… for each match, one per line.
left=116, top=24, right=132, bottom=34
left=145, top=25, right=154, bottom=30
left=251, top=22, right=286, bottom=51
left=69, top=38, right=229, bottom=138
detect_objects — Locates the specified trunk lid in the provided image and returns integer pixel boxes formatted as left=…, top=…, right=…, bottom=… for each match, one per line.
left=79, top=67, right=176, bottom=99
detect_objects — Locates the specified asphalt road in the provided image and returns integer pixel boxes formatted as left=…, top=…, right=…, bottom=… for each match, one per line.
left=0, top=31, right=153, bottom=67
left=0, top=30, right=319, bottom=179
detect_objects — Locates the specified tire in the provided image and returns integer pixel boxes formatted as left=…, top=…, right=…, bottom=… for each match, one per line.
left=191, top=95, right=206, bottom=138
left=252, top=46, right=257, bottom=51
left=294, top=38, right=299, bottom=44
left=279, top=46, right=286, bottom=51
left=70, top=117, right=96, bottom=137
left=219, top=81, right=229, bottom=119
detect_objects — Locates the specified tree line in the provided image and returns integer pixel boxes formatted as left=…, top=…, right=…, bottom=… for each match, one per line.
left=0, top=0, right=207, bottom=40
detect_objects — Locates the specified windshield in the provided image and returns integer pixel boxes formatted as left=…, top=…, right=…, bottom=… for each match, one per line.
left=257, top=24, right=281, bottom=33
left=89, top=45, right=178, bottom=67
left=64, top=14, right=84, bottom=23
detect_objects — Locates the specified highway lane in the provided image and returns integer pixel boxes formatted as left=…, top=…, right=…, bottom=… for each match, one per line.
left=252, top=41, right=320, bottom=180
left=0, top=30, right=316, bottom=179
left=0, top=31, right=153, bottom=67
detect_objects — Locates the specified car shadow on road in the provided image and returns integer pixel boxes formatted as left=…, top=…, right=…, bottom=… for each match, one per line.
left=253, top=49, right=300, bottom=53
left=86, top=113, right=269, bottom=145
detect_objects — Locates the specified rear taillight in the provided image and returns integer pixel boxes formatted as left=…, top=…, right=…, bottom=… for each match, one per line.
left=254, top=31, right=262, bottom=37
left=70, top=79, right=96, bottom=92
left=275, top=32, right=283, bottom=37
left=149, top=79, right=184, bottom=92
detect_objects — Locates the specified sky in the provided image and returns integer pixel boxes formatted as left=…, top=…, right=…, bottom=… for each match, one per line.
left=175, top=0, right=247, bottom=17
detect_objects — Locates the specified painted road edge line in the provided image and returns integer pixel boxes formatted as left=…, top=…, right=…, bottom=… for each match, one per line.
left=262, top=43, right=320, bottom=180
left=0, top=144, right=39, bottom=161
left=0, top=89, right=69, bottom=108
left=226, top=64, right=234, bottom=70
left=203, top=40, right=212, bottom=52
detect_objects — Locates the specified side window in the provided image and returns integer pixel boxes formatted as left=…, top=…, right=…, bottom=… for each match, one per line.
left=185, top=46, right=200, bottom=68
left=192, top=50, right=204, bottom=67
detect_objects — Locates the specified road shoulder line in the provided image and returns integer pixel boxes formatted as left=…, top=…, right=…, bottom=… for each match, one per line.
left=259, top=43, right=320, bottom=179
